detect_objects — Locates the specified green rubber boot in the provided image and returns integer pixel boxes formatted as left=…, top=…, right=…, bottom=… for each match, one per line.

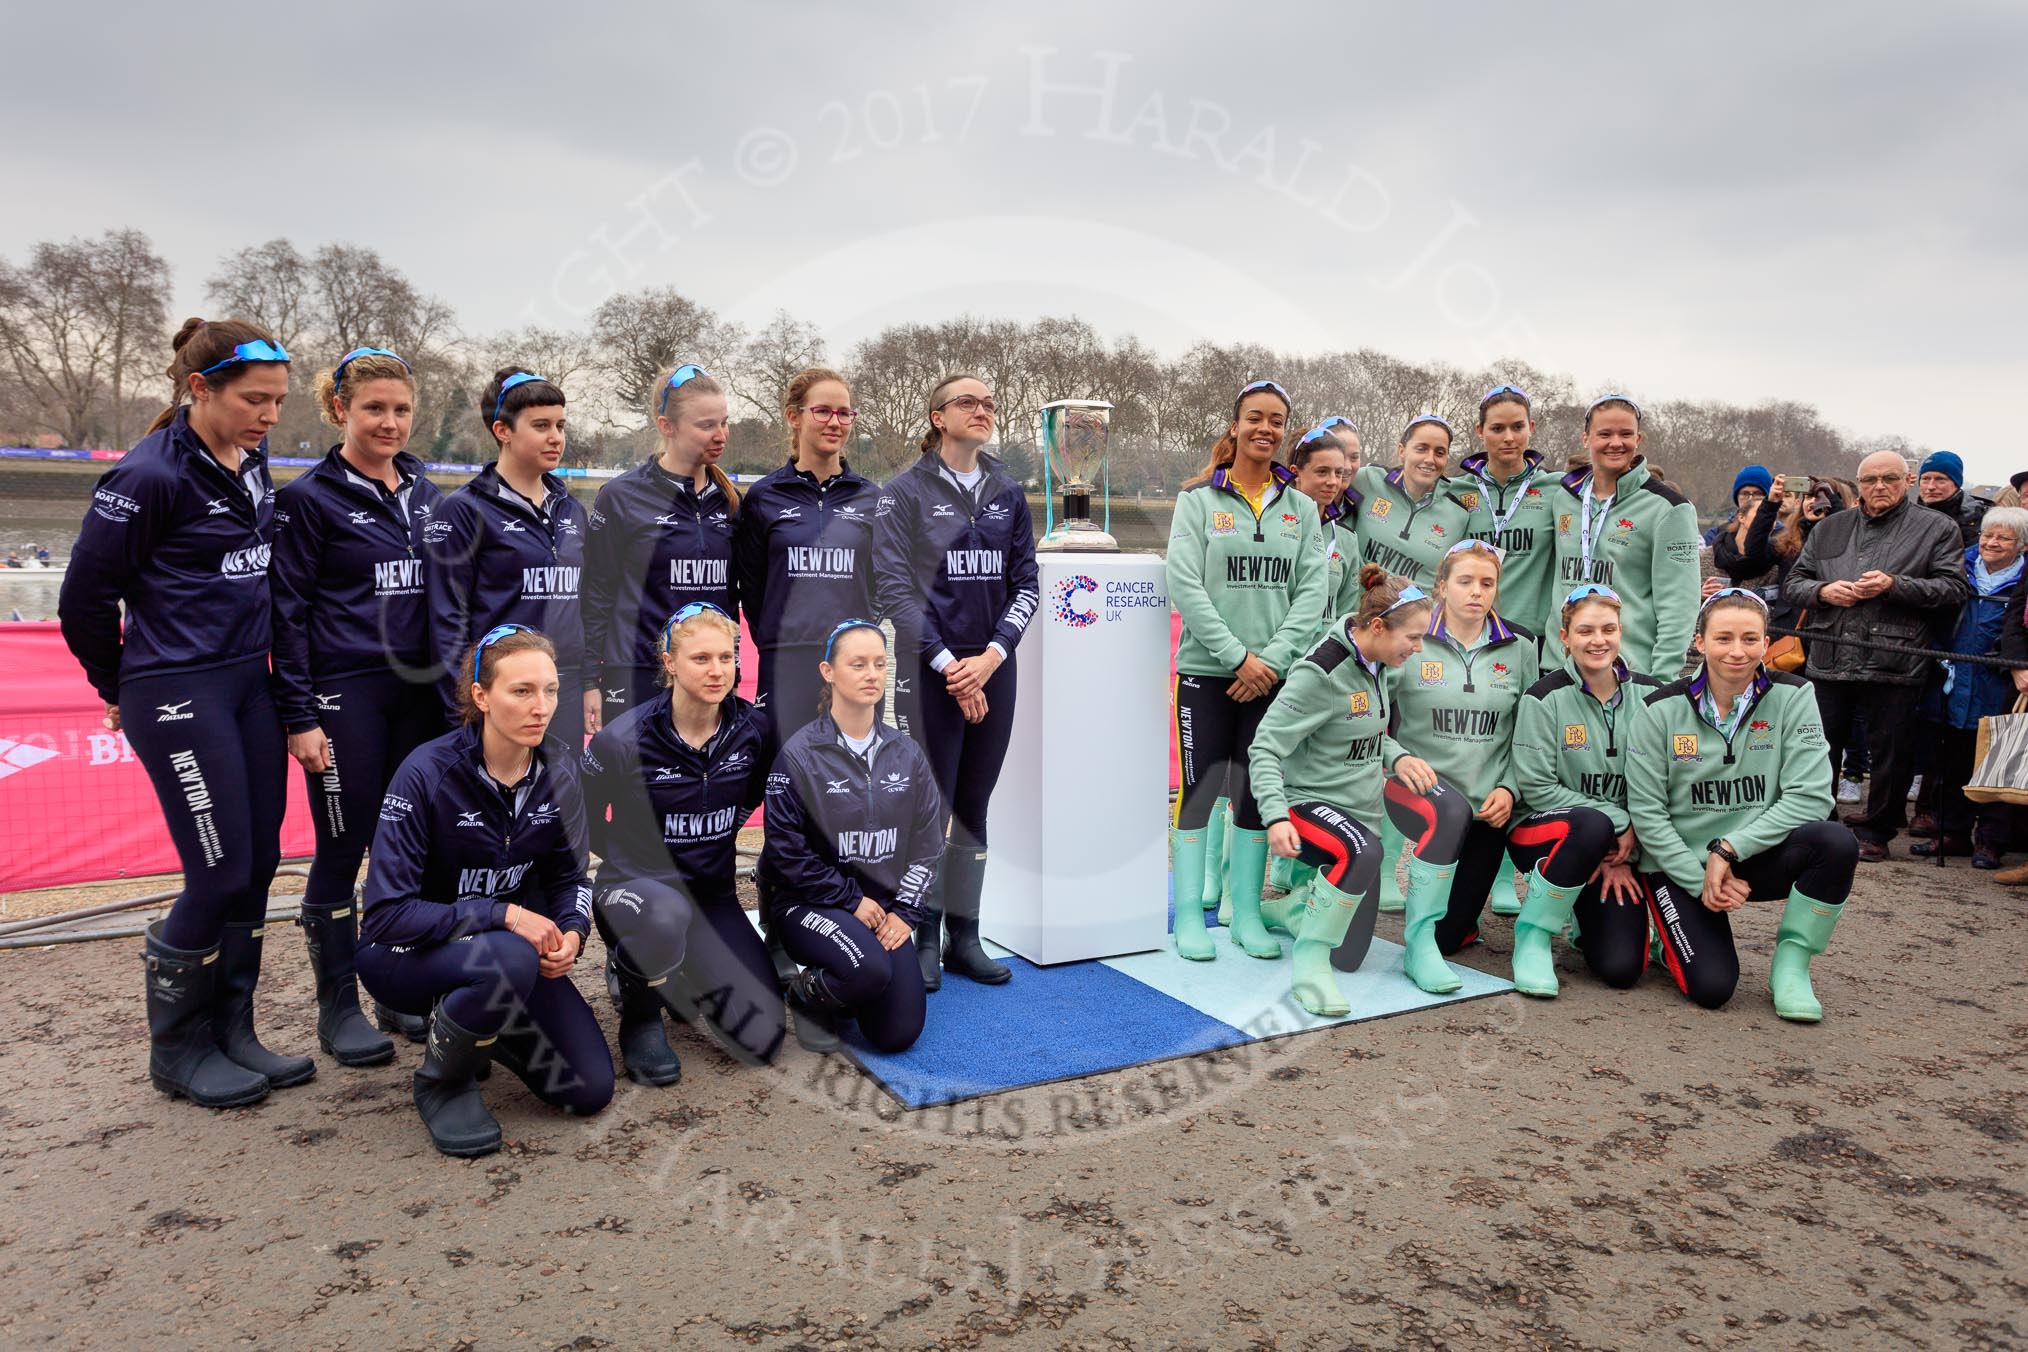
left=1769, top=891, right=1842, bottom=1023
left=1401, top=853, right=1463, bottom=994
left=1377, top=816, right=1408, bottom=913
left=1261, top=861, right=1316, bottom=936
left=1265, top=850, right=1296, bottom=898
left=1488, top=848, right=1524, bottom=917
left=1213, top=799, right=1236, bottom=927
left=1291, top=874, right=1365, bottom=1016
left=1511, top=865, right=1582, bottom=997
left=1225, top=828, right=1284, bottom=959
left=1171, top=827, right=1217, bottom=961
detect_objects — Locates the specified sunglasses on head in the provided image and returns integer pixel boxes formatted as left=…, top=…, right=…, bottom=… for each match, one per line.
left=197, top=339, right=290, bottom=376
left=657, top=364, right=709, bottom=417
left=1479, top=382, right=1530, bottom=409
left=1563, top=583, right=1621, bottom=605
left=661, top=601, right=731, bottom=650
left=473, top=622, right=534, bottom=683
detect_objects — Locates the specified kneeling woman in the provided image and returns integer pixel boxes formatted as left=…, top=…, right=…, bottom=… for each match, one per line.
left=1248, top=567, right=1470, bottom=1014
left=359, top=627, right=613, bottom=1156
left=1625, top=590, right=1857, bottom=1021
left=581, top=603, right=783, bottom=1084
left=758, top=622, right=946, bottom=1054
left=1384, top=540, right=1540, bottom=993
left=1507, top=585, right=1661, bottom=997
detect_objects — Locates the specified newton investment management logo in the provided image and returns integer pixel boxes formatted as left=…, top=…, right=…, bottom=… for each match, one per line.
left=1049, top=573, right=1099, bottom=628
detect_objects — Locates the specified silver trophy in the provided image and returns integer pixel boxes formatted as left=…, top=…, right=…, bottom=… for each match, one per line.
left=1036, top=398, right=1118, bottom=553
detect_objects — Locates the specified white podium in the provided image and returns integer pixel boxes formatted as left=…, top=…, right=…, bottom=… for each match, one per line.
left=980, top=553, right=1171, bottom=964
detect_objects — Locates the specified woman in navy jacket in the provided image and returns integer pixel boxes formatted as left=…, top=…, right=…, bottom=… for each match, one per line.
left=270, top=347, right=445, bottom=1064
left=872, top=374, right=1038, bottom=991
left=581, top=603, right=781, bottom=1084
left=357, top=626, right=612, bottom=1157
left=582, top=363, right=739, bottom=730
left=760, top=621, right=946, bottom=1054
left=424, top=368, right=594, bottom=747
left=732, top=366, right=878, bottom=764
left=60, top=318, right=304, bottom=1110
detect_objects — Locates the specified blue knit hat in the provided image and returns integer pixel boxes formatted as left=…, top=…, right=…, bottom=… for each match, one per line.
left=1731, top=465, right=1773, bottom=505
left=1919, top=450, right=1964, bottom=487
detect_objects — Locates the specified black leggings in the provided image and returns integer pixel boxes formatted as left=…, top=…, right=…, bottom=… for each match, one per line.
left=302, top=671, right=442, bottom=915
left=1174, top=672, right=1276, bottom=831
left=756, top=643, right=826, bottom=770
left=119, top=656, right=286, bottom=951
left=1281, top=782, right=1473, bottom=971
left=776, top=903, right=925, bottom=1053
left=357, top=931, right=615, bottom=1114
left=1645, top=820, right=1858, bottom=1010
left=594, top=879, right=785, bottom=1064
left=1503, top=806, right=1647, bottom=985
left=1426, top=800, right=1620, bottom=954
left=895, top=651, right=1015, bottom=852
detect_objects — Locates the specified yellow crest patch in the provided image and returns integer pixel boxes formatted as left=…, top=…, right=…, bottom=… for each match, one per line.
left=1370, top=497, right=1393, bottom=519
left=1671, top=733, right=1700, bottom=761
left=1460, top=491, right=1480, bottom=511
left=1563, top=723, right=1588, bottom=750
left=1558, top=513, right=1574, bottom=533
left=1211, top=511, right=1236, bottom=534
left=1418, top=660, right=1445, bottom=687
left=1349, top=691, right=1370, bottom=715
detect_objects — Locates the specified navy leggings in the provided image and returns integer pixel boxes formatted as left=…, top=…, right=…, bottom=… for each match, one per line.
left=1174, top=672, right=1277, bottom=831
left=755, top=643, right=826, bottom=769
left=594, top=879, right=786, bottom=1064
left=776, top=903, right=925, bottom=1053
left=301, top=671, right=442, bottom=914
left=1645, top=819, right=1857, bottom=1011
left=120, top=656, right=287, bottom=950
left=357, top=930, right=614, bottom=1114
left=895, top=650, right=1015, bottom=853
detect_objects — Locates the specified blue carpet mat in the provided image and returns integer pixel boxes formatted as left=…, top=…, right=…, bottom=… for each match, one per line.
left=842, top=933, right=1514, bottom=1110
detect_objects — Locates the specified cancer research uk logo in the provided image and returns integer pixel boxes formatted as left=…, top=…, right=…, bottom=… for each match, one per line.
left=1051, top=574, right=1099, bottom=628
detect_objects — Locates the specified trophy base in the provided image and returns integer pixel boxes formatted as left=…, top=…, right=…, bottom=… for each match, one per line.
left=1038, top=521, right=1119, bottom=553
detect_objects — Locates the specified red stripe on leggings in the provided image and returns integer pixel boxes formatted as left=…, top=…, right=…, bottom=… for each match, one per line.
left=1508, top=818, right=1571, bottom=870
left=1383, top=778, right=1440, bottom=853
left=1289, top=813, right=1351, bottom=888
left=1644, top=880, right=1686, bottom=995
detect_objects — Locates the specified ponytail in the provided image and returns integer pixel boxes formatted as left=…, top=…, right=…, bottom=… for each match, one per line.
left=921, top=372, right=984, bottom=456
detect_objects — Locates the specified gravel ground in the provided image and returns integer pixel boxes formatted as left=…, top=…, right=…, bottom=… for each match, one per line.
left=0, top=853, right=2021, bottom=1351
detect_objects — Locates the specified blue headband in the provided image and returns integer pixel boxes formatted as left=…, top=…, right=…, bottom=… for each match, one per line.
left=823, top=618, right=883, bottom=662
left=472, top=623, right=534, bottom=684
left=492, top=371, right=551, bottom=424
left=661, top=601, right=731, bottom=651
left=332, top=346, right=409, bottom=390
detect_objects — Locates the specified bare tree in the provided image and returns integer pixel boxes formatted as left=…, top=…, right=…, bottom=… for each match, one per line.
left=589, top=286, right=741, bottom=416
left=206, top=238, right=313, bottom=353
left=0, top=230, right=170, bottom=448
left=728, top=310, right=827, bottom=424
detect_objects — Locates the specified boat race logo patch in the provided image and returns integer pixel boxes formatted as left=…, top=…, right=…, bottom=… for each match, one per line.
left=1672, top=733, right=1701, bottom=762
left=1348, top=691, right=1370, bottom=717
left=1563, top=723, right=1588, bottom=751
left=1418, top=661, right=1444, bottom=687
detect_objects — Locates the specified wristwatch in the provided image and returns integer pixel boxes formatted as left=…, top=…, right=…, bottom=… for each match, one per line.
left=1706, top=839, right=1741, bottom=867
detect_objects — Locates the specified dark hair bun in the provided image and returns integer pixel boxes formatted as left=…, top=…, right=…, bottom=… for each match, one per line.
left=170, top=317, right=207, bottom=352
left=1358, top=563, right=1390, bottom=590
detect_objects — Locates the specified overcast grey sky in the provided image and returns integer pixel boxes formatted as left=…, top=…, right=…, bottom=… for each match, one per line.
left=6, top=1, right=2023, bottom=481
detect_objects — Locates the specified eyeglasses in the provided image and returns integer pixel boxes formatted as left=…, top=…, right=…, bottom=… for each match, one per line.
left=1856, top=474, right=1908, bottom=487
left=473, top=622, right=534, bottom=683
left=797, top=405, right=859, bottom=425
left=492, top=371, right=550, bottom=424
left=1699, top=586, right=1769, bottom=613
left=823, top=618, right=882, bottom=661
left=661, top=601, right=730, bottom=649
left=935, top=395, right=996, bottom=416
left=657, top=364, right=709, bottom=417
left=1479, top=382, right=1531, bottom=409
left=332, top=346, right=409, bottom=388
left=1379, top=584, right=1430, bottom=618
left=1563, top=583, right=1621, bottom=605
left=197, top=339, right=290, bottom=376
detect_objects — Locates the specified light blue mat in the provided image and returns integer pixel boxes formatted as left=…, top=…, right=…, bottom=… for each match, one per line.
left=841, top=930, right=1513, bottom=1110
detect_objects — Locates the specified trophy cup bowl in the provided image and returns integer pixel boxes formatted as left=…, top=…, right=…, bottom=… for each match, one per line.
left=1036, top=398, right=1118, bottom=553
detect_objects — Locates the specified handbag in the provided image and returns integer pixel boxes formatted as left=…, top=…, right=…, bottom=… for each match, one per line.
left=1964, top=693, right=2028, bottom=806
left=1766, top=607, right=1806, bottom=673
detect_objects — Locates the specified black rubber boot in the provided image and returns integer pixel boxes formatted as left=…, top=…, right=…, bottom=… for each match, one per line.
left=376, top=1001, right=428, bottom=1044
left=297, top=902, right=395, bottom=1067
left=787, top=967, right=847, bottom=1055
left=941, top=846, right=1011, bottom=985
left=212, top=920, right=316, bottom=1088
left=143, top=921, right=271, bottom=1108
left=414, top=1002, right=501, bottom=1157
left=609, top=954, right=682, bottom=1087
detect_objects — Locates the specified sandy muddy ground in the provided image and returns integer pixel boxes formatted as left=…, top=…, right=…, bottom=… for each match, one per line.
left=0, top=852, right=2022, bottom=1351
